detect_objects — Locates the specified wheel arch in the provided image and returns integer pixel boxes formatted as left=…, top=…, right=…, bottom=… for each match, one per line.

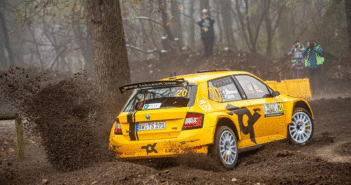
left=214, top=117, right=241, bottom=142
left=293, top=100, right=314, bottom=120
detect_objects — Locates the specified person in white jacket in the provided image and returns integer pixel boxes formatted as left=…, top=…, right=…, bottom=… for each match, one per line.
left=289, top=41, right=305, bottom=79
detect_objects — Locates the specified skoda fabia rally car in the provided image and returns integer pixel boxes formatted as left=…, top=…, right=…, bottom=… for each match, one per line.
left=109, top=70, right=314, bottom=169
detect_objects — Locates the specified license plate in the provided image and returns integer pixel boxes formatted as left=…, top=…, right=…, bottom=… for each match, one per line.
left=136, top=122, right=166, bottom=131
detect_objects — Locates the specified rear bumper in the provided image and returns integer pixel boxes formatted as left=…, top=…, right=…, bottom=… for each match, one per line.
left=109, top=127, right=214, bottom=158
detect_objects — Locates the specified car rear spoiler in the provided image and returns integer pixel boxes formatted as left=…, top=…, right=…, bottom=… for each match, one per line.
left=119, top=79, right=188, bottom=94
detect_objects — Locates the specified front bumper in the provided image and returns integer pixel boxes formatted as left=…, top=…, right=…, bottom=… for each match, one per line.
left=109, top=127, right=214, bottom=158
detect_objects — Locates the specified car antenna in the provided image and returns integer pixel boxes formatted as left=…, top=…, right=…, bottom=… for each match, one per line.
left=169, top=72, right=173, bottom=77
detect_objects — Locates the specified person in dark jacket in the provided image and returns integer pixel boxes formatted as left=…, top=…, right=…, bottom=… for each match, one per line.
left=198, top=9, right=215, bottom=58
left=302, top=38, right=324, bottom=96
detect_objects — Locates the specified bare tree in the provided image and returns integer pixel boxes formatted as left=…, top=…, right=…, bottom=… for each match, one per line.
left=188, top=0, right=195, bottom=48
left=346, top=0, right=351, bottom=51
left=171, top=0, right=183, bottom=45
left=234, top=0, right=269, bottom=53
left=72, top=3, right=94, bottom=75
left=200, top=0, right=210, bottom=15
left=0, top=14, right=6, bottom=67
left=0, top=0, right=15, bottom=67
left=220, top=0, right=235, bottom=48
left=158, top=0, right=174, bottom=41
left=264, top=0, right=284, bottom=57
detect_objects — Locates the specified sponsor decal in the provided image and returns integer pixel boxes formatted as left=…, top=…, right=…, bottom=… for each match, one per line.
left=197, top=96, right=211, bottom=111
left=165, top=148, right=180, bottom=154
left=252, top=83, right=263, bottom=93
left=142, top=103, right=161, bottom=110
left=165, top=146, right=203, bottom=153
left=246, top=83, right=255, bottom=94
left=263, top=102, right=284, bottom=117
left=120, top=81, right=186, bottom=93
left=246, top=83, right=263, bottom=94
left=226, top=105, right=261, bottom=144
left=116, top=151, right=135, bottom=156
left=179, top=139, right=200, bottom=145
left=141, top=143, right=158, bottom=155
left=223, top=89, right=238, bottom=100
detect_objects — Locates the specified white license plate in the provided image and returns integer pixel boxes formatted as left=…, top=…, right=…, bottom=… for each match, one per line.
left=136, top=122, right=166, bottom=131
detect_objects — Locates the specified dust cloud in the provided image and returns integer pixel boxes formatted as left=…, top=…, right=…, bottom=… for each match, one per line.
left=0, top=67, right=113, bottom=171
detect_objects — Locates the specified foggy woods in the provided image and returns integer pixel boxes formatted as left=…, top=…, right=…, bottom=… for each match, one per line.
left=1, top=0, right=350, bottom=107
left=0, top=0, right=350, bottom=69
left=1, top=0, right=350, bottom=98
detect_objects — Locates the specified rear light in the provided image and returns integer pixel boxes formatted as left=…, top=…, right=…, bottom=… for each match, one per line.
left=114, top=119, right=122, bottom=135
left=182, top=113, right=204, bottom=130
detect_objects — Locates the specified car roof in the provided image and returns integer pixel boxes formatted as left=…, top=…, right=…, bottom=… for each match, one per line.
left=163, top=71, right=252, bottom=83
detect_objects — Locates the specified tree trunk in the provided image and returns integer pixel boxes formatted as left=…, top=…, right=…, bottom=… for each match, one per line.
left=171, top=0, right=183, bottom=45
left=216, top=10, right=223, bottom=47
left=0, top=0, right=15, bottom=67
left=200, top=0, right=210, bottom=16
left=82, top=29, right=94, bottom=76
left=345, top=0, right=351, bottom=51
left=265, top=18, right=273, bottom=57
left=264, top=1, right=272, bottom=57
left=0, top=21, right=6, bottom=67
left=86, top=0, right=131, bottom=112
left=188, top=0, right=195, bottom=48
left=80, top=5, right=94, bottom=76
left=237, top=0, right=268, bottom=54
left=291, top=9, right=295, bottom=39
left=221, top=0, right=234, bottom=48
left=158, top=0, right=174, bottom=41
left=73, top=19, right=94, bottom=75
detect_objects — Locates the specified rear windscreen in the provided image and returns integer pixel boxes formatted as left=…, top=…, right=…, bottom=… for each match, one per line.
left=123, top=85, right=196, bottom=112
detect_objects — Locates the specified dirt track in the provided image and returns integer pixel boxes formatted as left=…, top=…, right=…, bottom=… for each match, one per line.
left=1, top=96, right=351, bottom=185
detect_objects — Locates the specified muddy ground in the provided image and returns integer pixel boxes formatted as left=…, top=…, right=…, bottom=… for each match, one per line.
left=1, top=97, right=351, bottom=185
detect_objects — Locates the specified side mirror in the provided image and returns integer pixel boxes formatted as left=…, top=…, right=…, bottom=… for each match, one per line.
left=272, top=91, right=280, bottom=97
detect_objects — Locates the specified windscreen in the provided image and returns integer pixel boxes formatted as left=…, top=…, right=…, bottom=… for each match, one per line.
left=123, top=85, right=196, bottom=112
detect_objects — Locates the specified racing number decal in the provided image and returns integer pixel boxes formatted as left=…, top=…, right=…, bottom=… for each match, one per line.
left=176, top=89, right=188, bottom=97
left=226, top=105, right=261, bottom=144
left=141, top=143, right=158, bottom=155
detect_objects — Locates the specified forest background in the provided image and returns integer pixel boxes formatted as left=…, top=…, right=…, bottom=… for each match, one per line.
left=1, top=0, right=349, bottom=71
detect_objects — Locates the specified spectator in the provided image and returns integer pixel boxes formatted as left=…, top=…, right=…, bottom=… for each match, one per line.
left=289, top=41, right=305, bottom=79
left=302, top=38, right=324, bottom=96
left=197, top=9, right=215, bottom=58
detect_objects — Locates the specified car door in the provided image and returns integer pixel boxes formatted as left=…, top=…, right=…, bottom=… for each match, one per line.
left=207, top=76, right=253, bottom=143
left=233, top=75, right=286, bottom=143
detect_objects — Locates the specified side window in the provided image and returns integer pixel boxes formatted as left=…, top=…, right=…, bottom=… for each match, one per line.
left=208, top=76, right=242, bottom=102
left=235, top=75, right=271, bottom=99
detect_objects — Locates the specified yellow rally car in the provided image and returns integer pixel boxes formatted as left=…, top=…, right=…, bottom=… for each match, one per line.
left=109, top=70, right=314, bottom=169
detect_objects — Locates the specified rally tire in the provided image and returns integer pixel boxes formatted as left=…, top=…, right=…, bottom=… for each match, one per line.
left=288, top=108, right=314, bottom=145
left=211, top=126, right=238, bottom=170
